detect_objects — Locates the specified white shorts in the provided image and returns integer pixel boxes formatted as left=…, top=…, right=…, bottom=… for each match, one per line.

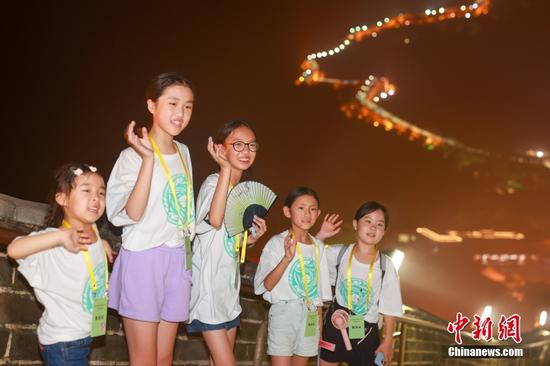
left=267, top=299, right=319, bottom=357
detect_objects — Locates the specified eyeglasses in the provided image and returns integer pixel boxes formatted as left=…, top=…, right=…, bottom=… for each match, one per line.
left=228, top=141, right=260, bottom=152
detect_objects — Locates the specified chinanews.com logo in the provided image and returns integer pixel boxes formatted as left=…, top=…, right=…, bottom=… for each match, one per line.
left=446, top=312, right=524, bottom=358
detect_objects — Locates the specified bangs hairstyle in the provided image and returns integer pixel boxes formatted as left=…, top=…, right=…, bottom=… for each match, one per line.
left=214, top=119, right=256, bottom=144
left=284, top=186, right=320, bottom=208
left=354, top=201, right=389, bottom=229
left=45, top=164, right=103, bottom=227
left=146, top=72, right=194, bottom=102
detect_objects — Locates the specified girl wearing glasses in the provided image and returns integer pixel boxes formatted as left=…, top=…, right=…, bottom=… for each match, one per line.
left=188, top=120, right=268, bottom=366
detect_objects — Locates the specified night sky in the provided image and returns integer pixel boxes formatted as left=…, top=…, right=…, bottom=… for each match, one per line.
left=2, top=1, right=549, bottom=330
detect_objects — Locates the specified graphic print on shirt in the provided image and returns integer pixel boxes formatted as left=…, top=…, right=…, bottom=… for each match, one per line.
left=162, top=173, right=194, bottom=226
left=288, top=257, right=318, bottom=299
left=82, top=261, right=107, bottom=313
left=224, top=231, right=238, bottom=258
left=338, top=277, right=374, bottom=315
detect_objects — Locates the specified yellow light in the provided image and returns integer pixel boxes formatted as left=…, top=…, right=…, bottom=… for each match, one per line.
left=431, top=10, right=437, bottom=16
left=439, top=7, right=445, bottom=14
left=377, top=21, right=383, bottom=27
left=536, top=150, right=544, bottom=158
left=373, top=96, right=380, bottom=102
left=372, top=32, right=377, bottom=38
left=388, top=89, right=395, bottom=95
left=329, top=50, right=334, bottom=56
left=373, top=121, right=380, bottom=127
left=344, top=40, right=350, bottom=46
left=298, top=76, right=305, bottom=82
left=425, top=9, right=431, bottom=15
left=380, top=92, right=388, bottom=99
left=362, top=25, right=368, bottom=31
left=460, top=5, right=467, bottom=11
left=465, top=12, right=471, bottom=18
left=384, top=17, right=390, bottom=23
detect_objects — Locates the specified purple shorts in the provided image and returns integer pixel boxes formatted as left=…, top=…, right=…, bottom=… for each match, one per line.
left=108, top=244, right=191, bottom=322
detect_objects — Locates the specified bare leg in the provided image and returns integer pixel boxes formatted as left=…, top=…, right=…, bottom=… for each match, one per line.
left=271, top=356, right=292, bottom=366
left=122, top=317, right=158, bottom=366
left=157, top=320, right=179, bottom=366
left=319, top=360, right=338, bottom=366
left=203, top=329, right=236, bottom=366
left=291, top=355, right=310, bottom=366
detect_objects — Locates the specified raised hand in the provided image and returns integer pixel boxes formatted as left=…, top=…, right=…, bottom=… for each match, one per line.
left=60, top=227, right=95, bottom=253
left=316, top=213, right=343, bottom=241
left=247, top=216, right=267, bottom=244
left=207, top=136, right=231, bottom=170
left=125, top=121, right=153, bottom=158
left=283, top=233, right=296, bottom=261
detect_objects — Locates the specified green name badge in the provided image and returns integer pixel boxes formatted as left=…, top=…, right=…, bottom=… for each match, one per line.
left=91, top=297, right=108, bottom=337
left=305, top=311, right=318, bottom=337
left=348, top=314, right=365, bottom=339
left=185, top=236, right=192, bottom=271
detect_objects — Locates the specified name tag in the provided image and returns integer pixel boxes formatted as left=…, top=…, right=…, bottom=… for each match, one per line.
left=305, top=311, right=318, bottom=337
left=348, top=314, right=365, bottom=339
left=185, top=236, right=192, bottom=271
left=91, top=297, right=108, bottom=337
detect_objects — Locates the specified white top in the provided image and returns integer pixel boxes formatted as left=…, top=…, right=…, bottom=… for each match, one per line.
left=16, top=228, right=108, bottom=345
left=106, top=141, right=195, bottom=251
left=189, top=173, right=242, bottom=324
left=254, top=230, right=332, bottom=307
left=326, top=244, right=403, bottom=323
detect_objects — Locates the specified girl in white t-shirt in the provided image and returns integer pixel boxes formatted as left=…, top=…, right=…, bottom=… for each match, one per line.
left=188, top=120, right=268, bottom=366
left=106, top=72, right=196, bottom=366
left=7, top=164, right=114, bottom=365
left=254, top=187, right=342, bottom=366
left=320, top=201, right=403, bottom=366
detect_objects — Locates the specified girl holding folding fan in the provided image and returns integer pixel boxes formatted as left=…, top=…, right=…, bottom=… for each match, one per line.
left=188, top=120, right=268, bottom=366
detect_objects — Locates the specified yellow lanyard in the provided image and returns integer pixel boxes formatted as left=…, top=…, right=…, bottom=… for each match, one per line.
left=149, top=136, right=192, bottom=234
left=347, top=245, right=377, bottom=313
left=62, top=221, right=109, bottom=294
left=291, top=231, right=320, bottom=307
left=229, top=183, right=248, bottom=263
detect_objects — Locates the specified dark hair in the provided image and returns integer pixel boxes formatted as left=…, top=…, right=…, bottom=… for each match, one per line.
left=45, top=164, right=104, bottom=227
left=284, top=186, right=320, bottom=208
left=354, top=201, right=389, bottom=229
left=145, top=72, right=194, bottom=102
left=214, top=119, right=256, bottom=144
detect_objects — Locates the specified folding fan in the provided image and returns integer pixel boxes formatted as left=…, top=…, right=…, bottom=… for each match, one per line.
left=224, top=181, right=277, bottom=237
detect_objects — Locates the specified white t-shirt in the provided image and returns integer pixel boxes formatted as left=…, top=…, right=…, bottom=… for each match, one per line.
left=254, top=230, right=332, bottom=307
left=189, top=173, right=242, bottom=324
left=326, top=244, right=403, bottom=323
left=106, top=141, right=195, bottom=251
left=16, top=228, right=108, bottom=345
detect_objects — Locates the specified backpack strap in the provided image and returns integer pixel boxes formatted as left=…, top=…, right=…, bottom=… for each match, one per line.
left=334, top=244, right=350, bottom=286
left=379, top=251, right=386, bottom=282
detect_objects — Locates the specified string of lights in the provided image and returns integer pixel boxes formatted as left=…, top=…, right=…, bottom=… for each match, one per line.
left=296, top=0, right=550, bottom=171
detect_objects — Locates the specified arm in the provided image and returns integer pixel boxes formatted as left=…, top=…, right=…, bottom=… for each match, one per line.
left=123, top=121, right=155, bottom=222
left=205, top=138, right=232, bottom=229
left=7, top=229, right=94, bottom=260
left=375, top=315, right=396, bottom=364
left=263, top=234, right=295, bottom=291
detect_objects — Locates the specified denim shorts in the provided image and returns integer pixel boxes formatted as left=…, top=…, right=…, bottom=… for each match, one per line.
left=40, top=336, right=92, bottom=366
left=267, top=299, right=319, bottom=357
left=186, top=316, right=240, bottom=333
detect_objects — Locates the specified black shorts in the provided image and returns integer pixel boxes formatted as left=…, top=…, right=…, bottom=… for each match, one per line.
left=320, top=301, right=380, bottom=366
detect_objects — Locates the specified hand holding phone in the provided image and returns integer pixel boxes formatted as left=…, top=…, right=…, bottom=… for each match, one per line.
left=374, top=352, right=385, bottom=366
